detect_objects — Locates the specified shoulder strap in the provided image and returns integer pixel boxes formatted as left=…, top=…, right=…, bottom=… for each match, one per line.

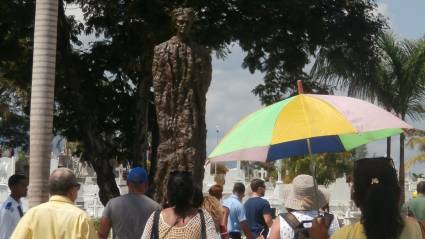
left=281, top=212, right=302, bottom=230
left=151, top=209, right=161, bottom=239
left=198, top=208, right=207, bottom=239
left=322, top=212, right=334, bottom=229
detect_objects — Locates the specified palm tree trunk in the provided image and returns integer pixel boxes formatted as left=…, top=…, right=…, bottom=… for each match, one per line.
left=399, top=115, right=406, bottom=204
left=386, top=137, right=391, bottom=158
left=28, top=0, right=58, bottom=207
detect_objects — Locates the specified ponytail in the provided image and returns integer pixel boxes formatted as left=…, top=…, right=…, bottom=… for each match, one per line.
left=362, top=182, right=403, bottom=239
left=353, top=158, right=404, bottom=239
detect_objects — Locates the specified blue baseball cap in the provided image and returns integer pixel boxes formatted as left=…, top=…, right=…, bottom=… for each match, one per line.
left=127, top=167, right=148, bottom=184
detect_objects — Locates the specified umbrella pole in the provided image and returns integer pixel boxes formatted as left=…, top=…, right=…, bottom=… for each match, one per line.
left=307, top=138, right=320, bottom=211
left=307, top=138, right=316, bottom=180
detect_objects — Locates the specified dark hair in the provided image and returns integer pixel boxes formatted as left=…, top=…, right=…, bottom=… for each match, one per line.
left=233, top=182, right=245, bottom=194
left=192, top=186, right=204, bottom=208
left=8, top=174, right=27, bottom=188
left=167, top=171, right=195, bottom=217
left=417, top=181, right=425, bottom=194
left=208, top=184, right=223, bottom=199
left=49, top=168, right=80, bottom=196
left=250, top=178, right=265, bottom=192
left=352, top=157, right=403, bottom=239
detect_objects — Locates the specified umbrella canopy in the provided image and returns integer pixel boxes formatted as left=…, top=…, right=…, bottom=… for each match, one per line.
left=209, top=94, right=412, bottom=162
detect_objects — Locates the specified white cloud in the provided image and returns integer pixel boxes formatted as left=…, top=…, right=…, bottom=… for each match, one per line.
left=206, top=48, right=263, bottom=153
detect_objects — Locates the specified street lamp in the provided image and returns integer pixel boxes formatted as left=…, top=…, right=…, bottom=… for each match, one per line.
left=215, top=125, right=219, bottom=175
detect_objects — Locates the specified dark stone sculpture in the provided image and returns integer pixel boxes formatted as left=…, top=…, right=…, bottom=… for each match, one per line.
left=152, top=7, right=212, bottom=201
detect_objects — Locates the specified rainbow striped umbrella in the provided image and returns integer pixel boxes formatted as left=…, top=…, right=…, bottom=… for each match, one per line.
left=209, top=94, right=412, bottom=162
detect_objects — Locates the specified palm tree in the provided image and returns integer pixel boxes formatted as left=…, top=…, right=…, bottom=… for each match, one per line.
left=405, top=129, right=425, bottom=172
left=374, top=34, right=425, bottom=203
left=28, top=0, right=59, bottom=207
left=311, top=33, right=425, bottom=203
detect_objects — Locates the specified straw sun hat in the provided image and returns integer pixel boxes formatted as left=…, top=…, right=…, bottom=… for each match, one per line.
left=284, top=174, right=328, bottom=211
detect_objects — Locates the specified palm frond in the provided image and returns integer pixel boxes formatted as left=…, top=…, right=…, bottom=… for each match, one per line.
left=405, top=153, right=425, bottom=172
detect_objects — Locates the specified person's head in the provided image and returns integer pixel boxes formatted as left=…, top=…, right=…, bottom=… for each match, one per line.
left=417, top=181, right=425, bottom=195
left=284, top=174, right=327, bottom=211
left=8, top=174, right=28, bottom=199
left=208, top=184, right=223, bottom=200
left=250, top=178, right=266, bottom=196
left=232, top=182, right=245, bottom=200
left=352, top=157, right=403, bottom=239
left=202, top=195, right=223, bottom=231
left=167, top=171, right=195, bottom=217
left=49, top=168, right=80, bottom=202
left=126, top=167, right=148, bottom=194
left=171, top=8, right=194, bottom=38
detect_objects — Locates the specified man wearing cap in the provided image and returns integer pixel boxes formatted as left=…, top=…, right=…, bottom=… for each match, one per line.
left=268, top=174, right=339, bottom=239
left=98, top=167, right=160, bottom=239
left=0, top=174, right=28, bottom=239
left=11, top=168, right=96, bottom=239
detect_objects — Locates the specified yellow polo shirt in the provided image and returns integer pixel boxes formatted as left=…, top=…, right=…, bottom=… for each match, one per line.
left=331, top=217, right=422, bottom=239
left=10, top=195, right=97, bottom=239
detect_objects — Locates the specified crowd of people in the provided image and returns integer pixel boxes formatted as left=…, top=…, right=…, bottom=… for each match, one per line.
left=1, top=157, right=425, bottom=239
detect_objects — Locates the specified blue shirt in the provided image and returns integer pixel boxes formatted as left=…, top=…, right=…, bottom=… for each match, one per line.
left=244, top=197, right=271, bottom=238
left=0, top=196, right=22, bottom=239
left=222, top=195, right=246, bottom=233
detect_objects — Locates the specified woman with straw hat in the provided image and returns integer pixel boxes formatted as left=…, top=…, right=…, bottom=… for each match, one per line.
left=269, top=174, right=339, bottom=239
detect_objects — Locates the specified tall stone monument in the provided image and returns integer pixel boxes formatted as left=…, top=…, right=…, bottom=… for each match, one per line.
left=152, top=7, right=212, bottom=200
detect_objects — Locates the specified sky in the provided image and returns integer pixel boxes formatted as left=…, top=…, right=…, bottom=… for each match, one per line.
left=204, top=1, right=425, bottom=172
left=65, top=1, right=425, bottom=172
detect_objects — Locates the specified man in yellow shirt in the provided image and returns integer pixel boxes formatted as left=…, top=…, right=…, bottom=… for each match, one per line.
left=10, top=168, right=97, bottom=239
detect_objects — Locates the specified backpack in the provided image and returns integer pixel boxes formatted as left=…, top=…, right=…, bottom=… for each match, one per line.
left=280, top=212, right=334, bottom=239
left=150, top=209, right=207, bottom=239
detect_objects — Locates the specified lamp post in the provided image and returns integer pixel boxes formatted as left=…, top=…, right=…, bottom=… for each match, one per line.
left=214, top=125, right=219, bottom=175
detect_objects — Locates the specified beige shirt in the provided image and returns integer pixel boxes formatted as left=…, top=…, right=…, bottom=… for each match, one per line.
left=141, top=209, right=217, bottom=239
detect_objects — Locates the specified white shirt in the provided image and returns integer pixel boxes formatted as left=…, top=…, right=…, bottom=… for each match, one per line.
left=0, top=196, right=22, bottom=239
left=278, top=211, right=340, bottom=239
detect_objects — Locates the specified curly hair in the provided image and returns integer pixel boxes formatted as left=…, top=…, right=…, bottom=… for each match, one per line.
left=202, top=195, right=223, bottom=232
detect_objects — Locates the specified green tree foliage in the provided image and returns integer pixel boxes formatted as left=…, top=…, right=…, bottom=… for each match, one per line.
left=282, top=146, right=366, bottom=185
left=1, top=0, right=385, bottom=203
left=250, top=0, right=385, bottom=103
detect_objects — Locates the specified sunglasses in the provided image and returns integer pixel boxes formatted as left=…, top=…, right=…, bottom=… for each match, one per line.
left=72, top=183, right=81, bottom=190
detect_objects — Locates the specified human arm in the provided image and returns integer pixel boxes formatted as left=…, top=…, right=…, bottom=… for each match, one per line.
left=262, top=201, right=273, bottom=228
left=263, top=213, right=273, bottom=228
left=97, top=201, right=112, bottom=239
left=97, top=217, right=111, bottom=239
left=309, top=217, right=330, bottom=239
left=268, top=217, right=281, bottom=239
left=80, top=214, right=97, bottom=239
left=240, top=221, right=255, bottom=239
left=222, top=206, right=229, bottom=230
left=141, top=213, right=155, bottom=239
